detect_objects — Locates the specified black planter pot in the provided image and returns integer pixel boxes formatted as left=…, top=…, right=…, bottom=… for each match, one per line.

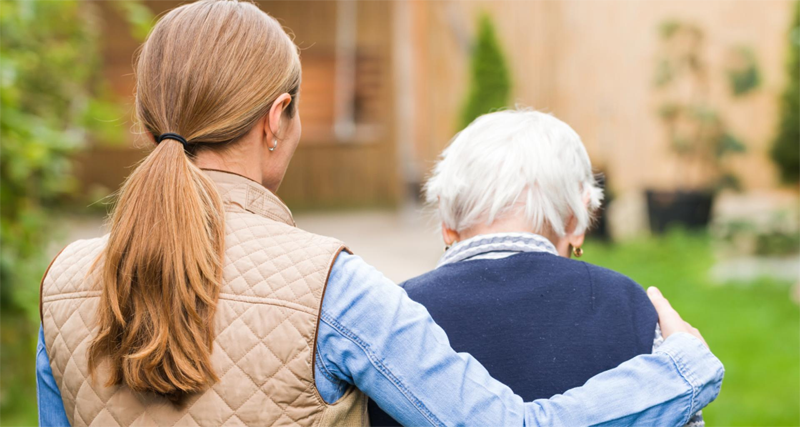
left=645, top=190, right=714, bottom=234
left=589, top=174, right=612, bottom=240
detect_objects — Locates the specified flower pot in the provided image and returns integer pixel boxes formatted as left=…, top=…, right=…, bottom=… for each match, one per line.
left=645, top=190, right=714, bottom=234
left=589, top=173, right=612, bottom=240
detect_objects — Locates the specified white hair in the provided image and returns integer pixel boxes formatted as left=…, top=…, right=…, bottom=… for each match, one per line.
left=425, top=109, right=603, bottom=237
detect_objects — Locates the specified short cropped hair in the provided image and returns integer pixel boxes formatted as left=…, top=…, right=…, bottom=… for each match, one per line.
left=425, top=109, right=603, bottom=237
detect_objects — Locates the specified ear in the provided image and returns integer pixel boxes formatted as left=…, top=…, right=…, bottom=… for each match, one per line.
left=567, top=231, right=586, bottom=250
left=566, top=192, right=592, bottom=249
left=563, top=214, right=586, bottom=249
left=266, top=93, right=293, bottom=140
left=441, top=223, right=460, bottom=246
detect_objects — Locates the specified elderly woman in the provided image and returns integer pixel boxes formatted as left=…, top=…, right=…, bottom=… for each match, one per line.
left=369, top=109, right=705, bottom=426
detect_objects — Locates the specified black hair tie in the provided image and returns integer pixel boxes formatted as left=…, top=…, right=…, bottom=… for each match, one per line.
left=157, top=133, right=189, bottom=151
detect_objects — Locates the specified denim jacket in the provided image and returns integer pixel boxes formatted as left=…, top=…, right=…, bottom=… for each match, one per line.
left=38, top=251, right=723, bottom=427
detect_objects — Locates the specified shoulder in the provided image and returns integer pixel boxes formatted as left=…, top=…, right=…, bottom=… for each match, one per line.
left=400, top=265, right=453, bottom=292
left=58, top=235, right=109, bottom=259
left=400, top=253, right=567, bottom=292
left=575, top=260, right=656, bottom=318
left=329, top=251, right=385, bottom=286
left=40, top=235, right=109, bottom=318
left=324, top=251, right=410, bottom=323
left=44, top=235, right=108, bottom=283
left=578, top=260, right=642, bottom=291
left=572, top=259, right=649, bottom=297
left=402, top=254, right=651, bottom=303
left=225, top=210, right=344, bottom=251
left=401, top=252, right=587, bottom=289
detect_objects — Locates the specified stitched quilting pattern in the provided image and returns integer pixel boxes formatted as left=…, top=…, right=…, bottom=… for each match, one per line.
left=41, top=172, right=366, bottom=427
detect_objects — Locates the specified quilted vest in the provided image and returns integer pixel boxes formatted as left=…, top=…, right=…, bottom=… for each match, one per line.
left=40, top=169, right=368, bottom=427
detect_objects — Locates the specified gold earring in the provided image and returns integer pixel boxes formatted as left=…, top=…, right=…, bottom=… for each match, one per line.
left=572, top=246, right=584, bottom=258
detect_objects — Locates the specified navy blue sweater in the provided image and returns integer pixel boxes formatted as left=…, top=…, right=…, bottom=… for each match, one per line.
left=368, top=252, right=657, bottom=426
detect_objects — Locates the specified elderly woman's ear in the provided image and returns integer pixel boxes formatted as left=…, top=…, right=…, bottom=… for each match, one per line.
left=555, top=190, right=592, bottom=258
left=441, top=224, right=460, bottom=249
left=558, top=215, right=586, bottom=258
left=563, top=191, right=593, bottom=257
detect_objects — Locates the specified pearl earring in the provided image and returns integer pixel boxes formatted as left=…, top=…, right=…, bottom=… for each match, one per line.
left=269, top=138, right=278, bottom=152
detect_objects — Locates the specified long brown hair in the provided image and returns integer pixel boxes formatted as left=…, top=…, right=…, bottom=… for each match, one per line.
left=88, top=0, right=301, bottom=402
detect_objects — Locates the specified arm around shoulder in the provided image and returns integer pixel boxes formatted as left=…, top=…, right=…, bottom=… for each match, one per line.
left=317, top=253, right=724, bottom=427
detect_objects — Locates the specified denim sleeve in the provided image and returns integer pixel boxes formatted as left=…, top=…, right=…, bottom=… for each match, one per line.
left=316, top=252, right=724, bottom=427
left=654, top=325, right=705, bottom=427
left=36, top=325, right=70, bottom=427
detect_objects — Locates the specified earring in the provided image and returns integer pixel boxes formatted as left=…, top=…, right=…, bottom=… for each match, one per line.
left=572, top=246, right=584, bottom=258
left=444, top=245, right=451, bottom=252
left=269, top=138, right=278, bottom=152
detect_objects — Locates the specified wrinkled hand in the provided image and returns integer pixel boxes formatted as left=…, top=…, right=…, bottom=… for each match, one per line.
left=647, top=287, right=708, bottom=348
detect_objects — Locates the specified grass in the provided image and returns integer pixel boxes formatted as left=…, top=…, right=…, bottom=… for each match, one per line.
left=2, top=231, right=796, bottom=426
left=584, top=231, right=800, bottom=426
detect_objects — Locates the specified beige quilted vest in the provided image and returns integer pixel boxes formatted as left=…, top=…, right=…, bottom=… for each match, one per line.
left=40, top=170, right=368, bottom=427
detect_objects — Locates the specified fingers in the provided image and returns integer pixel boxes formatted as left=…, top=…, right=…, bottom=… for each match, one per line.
left=647, top=287, right=682, bottom=335
left=647, top=287, right=675, bottom=315
left=648, top=286, right=709, bottom=349
left=684, top=321, right=708, bottom=348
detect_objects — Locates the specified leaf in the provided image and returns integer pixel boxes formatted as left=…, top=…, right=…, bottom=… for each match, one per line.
left=689, top=105, right=719, bottom=123
left=658, top=103, right=681, bottom=120
left=654, top=59, right=674, bottom=87
left=727, top=46, right=761, bottom=96
left=718, top=133, right=747, bottom=157
left=716, top=173, right=743, bottom=192
left=670, top=135, right=694, bottom=155
left=659, top=20, right=682, bottom=40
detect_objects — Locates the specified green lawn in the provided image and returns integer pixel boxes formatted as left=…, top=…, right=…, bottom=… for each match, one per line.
left=584, top=232, right=800, bottom=426
left=2, top=232, right=797, bottom=426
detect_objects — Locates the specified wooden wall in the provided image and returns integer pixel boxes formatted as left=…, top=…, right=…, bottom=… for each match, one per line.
left=404, top=0, right=794, bottom=195
left=78, top=0, right=400, bottom=210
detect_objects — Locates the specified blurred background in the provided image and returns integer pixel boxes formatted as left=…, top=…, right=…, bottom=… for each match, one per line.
left=1, top=0, right=798, bottom=425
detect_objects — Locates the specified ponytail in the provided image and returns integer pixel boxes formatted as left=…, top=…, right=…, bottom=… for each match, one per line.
left=88, top=139, right=225, bottom=402
left=86, top=0, right=302, bottom=403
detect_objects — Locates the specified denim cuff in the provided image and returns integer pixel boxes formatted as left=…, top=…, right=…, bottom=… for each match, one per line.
left=654, top=333, right=725, bottom=420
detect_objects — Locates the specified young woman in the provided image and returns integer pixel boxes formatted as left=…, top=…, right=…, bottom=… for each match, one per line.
left=37, top=2, right=722, bottom=426
left=368, top=109, right=706, bottom=427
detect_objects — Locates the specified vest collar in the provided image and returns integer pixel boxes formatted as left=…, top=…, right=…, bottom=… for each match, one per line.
left=202, top=169, right=295, bottom=227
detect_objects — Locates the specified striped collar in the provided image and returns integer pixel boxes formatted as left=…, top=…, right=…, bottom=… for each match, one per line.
left=437, top=232, right=558, bottom=268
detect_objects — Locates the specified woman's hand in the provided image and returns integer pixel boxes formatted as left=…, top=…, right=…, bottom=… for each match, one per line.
left=647, top=287, right=708, bottom=348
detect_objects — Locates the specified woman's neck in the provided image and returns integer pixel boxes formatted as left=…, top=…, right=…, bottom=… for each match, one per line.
left=194, top=153, right=259, bottom=184
left=193, top=133, right=272, bottom=191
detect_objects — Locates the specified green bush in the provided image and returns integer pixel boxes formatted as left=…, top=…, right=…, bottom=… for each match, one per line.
left=0, top=1, right=151, bottom=424
left=459, top=13, right=511, bottom=129
left=771, top=1, right=800, bottom=184
left=0, top=3, right=108, bottom=423
left=1, top=0, right=113, bottom=318
left=0, top=0, right=152, bottom=311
